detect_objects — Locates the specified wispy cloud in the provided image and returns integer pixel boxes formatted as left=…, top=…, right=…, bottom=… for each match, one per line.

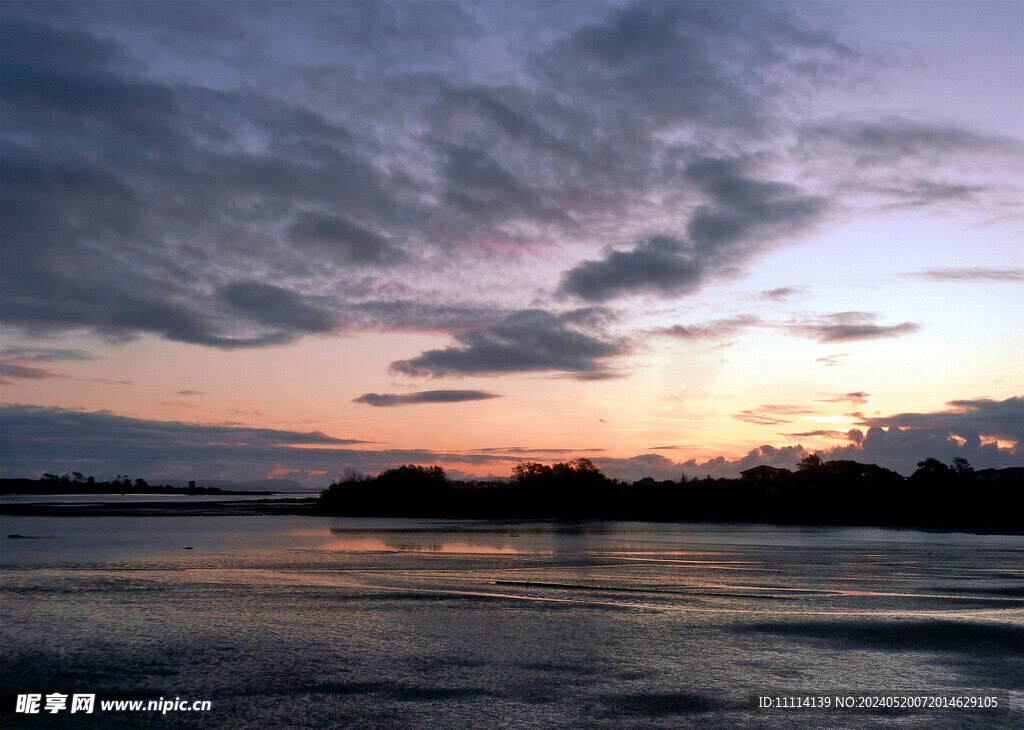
left=799, top=118, right=1023, bottom=168
left=0, top=347, right=101, bottom=383
left=760, top=287, right=803, bottom=301
left=653, top=315, right=760, bottom=340
left=0, top=362, right=68, bottom=381
left=779, top=429, right=849, bottom=439
left=814, top=391, right=871, bottom=405
left=0, top=347, right=96, bottom=361
left=787, top=312, right=921, bottom=342
left=469, top=446, right=607, bottom=456
left=815, top=353, right=851, bottom=367
left=353, top=390, right=500, bottom=407
left=908, top=268, right=1024, bottom=283
left=734, top=405, right=816, bottom=426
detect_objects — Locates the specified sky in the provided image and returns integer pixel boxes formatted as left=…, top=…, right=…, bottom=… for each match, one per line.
left=1, top=0, right=1022, bottom=487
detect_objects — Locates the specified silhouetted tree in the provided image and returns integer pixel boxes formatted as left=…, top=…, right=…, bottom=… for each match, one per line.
left=797, top=454, right=823, bottom=471
left=951, top=457, right=974, bottom=475
left=511, top=462, right=552, bottom=483
left=374, top=464, right=446, bottom=488
left=312, top=455, right=1018, bottom=529
left=912, top=458, right=950, bottom=479
left=337, top=467, right=371, bottom=484
left=320, top=464, right=449, bottom=516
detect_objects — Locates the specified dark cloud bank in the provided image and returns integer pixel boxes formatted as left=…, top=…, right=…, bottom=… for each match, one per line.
left=1, top=0, right=1014, bottom=364
left=389, top=309, right=626, bottom=378
left=558, top=158, right=827, bottom=302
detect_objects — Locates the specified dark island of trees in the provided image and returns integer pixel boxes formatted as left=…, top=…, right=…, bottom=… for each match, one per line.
left=1, top=473, right=231, bottom=496
left=319, top=456, right=1023, bottom=532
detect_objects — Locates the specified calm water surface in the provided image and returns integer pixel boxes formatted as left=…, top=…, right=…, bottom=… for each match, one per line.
left=1, top=516, right=1021, bottom=728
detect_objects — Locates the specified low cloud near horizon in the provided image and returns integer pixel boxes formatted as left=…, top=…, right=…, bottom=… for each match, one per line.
left=2, top=399, right=1018, bottom=486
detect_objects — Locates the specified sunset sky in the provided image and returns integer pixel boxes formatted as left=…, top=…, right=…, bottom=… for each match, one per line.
left=1, top=0, right=1021, bottom=487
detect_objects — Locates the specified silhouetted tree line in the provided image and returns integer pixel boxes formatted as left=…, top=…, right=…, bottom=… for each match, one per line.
left=319, top=457, right=1023, bottom=531
left=0, top=475, right=227, bottom=495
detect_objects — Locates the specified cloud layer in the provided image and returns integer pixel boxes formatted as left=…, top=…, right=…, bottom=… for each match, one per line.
left=2, top=0, right=1013, bottom=360
left=1, top=2, right=1020, bottom=485
left=2, top=398, right=1018, bottom=485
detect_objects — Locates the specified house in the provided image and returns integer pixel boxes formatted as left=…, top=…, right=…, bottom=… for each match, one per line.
left=740, top=465, right=792, bottom=482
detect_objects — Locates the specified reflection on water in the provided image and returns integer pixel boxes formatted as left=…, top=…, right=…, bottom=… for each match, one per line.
left=322, top=529, right=545, bottom=554
left=1, top=516, right=1022, bottom=729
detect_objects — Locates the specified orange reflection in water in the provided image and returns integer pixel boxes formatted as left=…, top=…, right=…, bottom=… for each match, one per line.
left=284, top=529, right=549, bottom=555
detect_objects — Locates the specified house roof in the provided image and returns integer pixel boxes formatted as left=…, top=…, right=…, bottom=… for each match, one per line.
left=740, top=465, right=788, bottom=475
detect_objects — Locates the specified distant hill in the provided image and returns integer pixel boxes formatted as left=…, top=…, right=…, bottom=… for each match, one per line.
left=975, top=467, right=1023, bottom=481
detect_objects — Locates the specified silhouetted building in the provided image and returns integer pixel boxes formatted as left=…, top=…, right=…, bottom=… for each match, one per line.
left=740, top=465, right=791, bottom=482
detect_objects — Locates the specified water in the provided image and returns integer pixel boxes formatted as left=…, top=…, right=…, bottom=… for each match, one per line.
left=1, top=516, right=1021, bottom=728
